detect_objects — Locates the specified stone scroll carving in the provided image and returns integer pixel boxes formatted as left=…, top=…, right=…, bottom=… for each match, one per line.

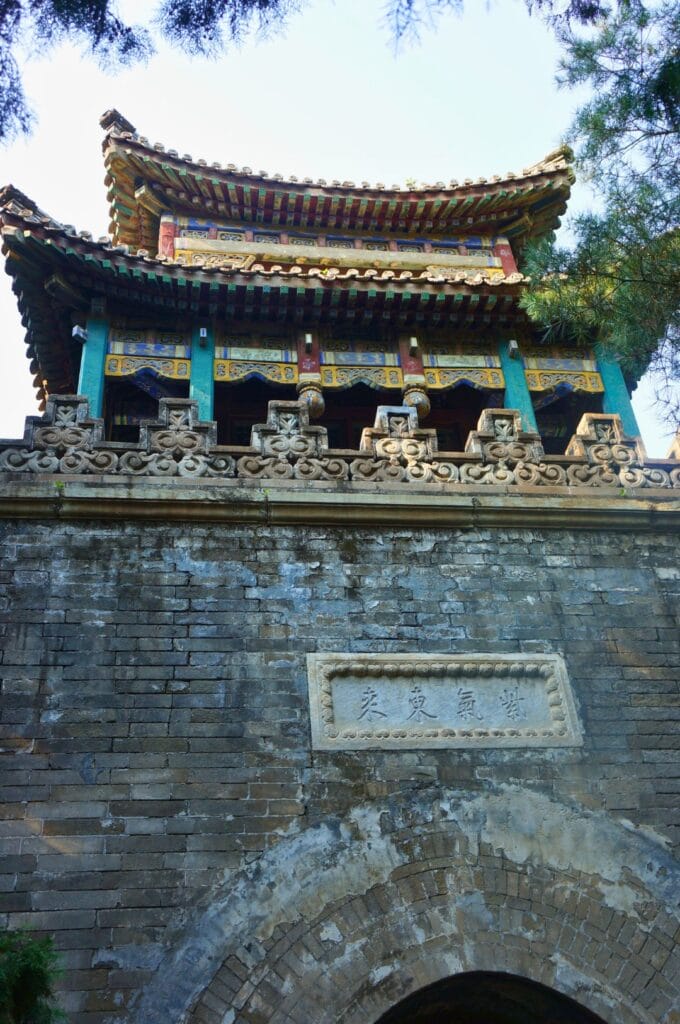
left=0, top=395, right=678, bottom=489
left=465, top=408, right=545, bottom=465
left=26, top=396, right=105, bottom=453
left=351, top=406, right=459, bottom=483
left=0, top=396, right=234, bottom=478
left=239, top=402, right=348, bottom=481
left=307, top=653, right=583, bottom=749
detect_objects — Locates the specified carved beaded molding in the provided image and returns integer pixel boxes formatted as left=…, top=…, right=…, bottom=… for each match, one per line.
left=1, top=394, right=679, bottom=490
left=307, top=653, right=583, bottom=749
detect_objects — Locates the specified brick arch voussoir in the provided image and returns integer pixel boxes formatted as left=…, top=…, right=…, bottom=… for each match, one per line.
left=134, top=789, right=679, bottom=1024
left=236, top=840, right=658, bottom=1024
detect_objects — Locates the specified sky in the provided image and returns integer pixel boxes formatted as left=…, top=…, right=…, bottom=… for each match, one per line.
left=0, top=0, right=675, bottom=452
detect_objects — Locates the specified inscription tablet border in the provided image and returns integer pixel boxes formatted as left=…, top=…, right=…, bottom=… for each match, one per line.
left=307, top=653, right=583, bottom=750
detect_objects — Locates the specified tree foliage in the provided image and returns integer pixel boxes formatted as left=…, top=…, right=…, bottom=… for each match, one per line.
left=0, top=931, right=65, bottom=1024
left=384, top=0, right=608, bottom=42
left=156, top=0, right=302, bottom=56
left=521, top=0, right=680, bottom=421
left=1, top=0, right=157, bottom=142
left=0, top=0, right=613, bottom=145
left=0, top=0, right=307, bottom=143
left=1, top=0, right=677, bottom=416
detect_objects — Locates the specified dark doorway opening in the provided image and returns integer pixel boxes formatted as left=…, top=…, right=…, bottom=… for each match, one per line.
left=425, top=385, right=497, bottom=452
left=321, top=384, right=399, bottom=449
left=214, top=378, right=297, bottom=445
left=534, top=392, right=604, bottom=455
left=374, top=971, right=609, bottom=1024
left=104, top=377, right=189, bottom=443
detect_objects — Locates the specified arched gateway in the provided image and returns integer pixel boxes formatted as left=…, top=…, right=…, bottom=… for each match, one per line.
left=375, top=972, right=608, bottom=1024
left=129, top=789, right=679, bottom=1024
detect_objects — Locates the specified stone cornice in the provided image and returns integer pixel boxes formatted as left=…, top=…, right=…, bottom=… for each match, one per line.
left=0, top=396, right=678, bottom=531
left=0, top=476, right=678, bottom=532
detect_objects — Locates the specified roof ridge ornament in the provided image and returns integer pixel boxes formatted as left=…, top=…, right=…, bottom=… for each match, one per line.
left=522, top=144, right=574, bottom=177
left=0, top=184, right=36, bottom=214
left=0, top=185, right=64, bottom=229
left=99, top=109, right=136, bottom=135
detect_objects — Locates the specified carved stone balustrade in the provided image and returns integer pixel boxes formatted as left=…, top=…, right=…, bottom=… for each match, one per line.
left=465, top=409, right=544, bottom=464
left=240, top=402, right=347, bottom=481
left=353, top=406, right=456, bottom=483
left=0, top=395, right=679, bottom=491
left=462, top=409, right=553, bottom=486
left=564, top=412, right=667, bottom=488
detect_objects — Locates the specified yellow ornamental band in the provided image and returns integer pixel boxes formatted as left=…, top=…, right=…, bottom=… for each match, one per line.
left=213, top=359, right=298, bottom=384
left=105, top=355, right=191, bottom=379
left=424, top=368, right=505, bottom=390
left=525, top=370, right=604, bottom=393
left=319, top=367, right=403, bottom=390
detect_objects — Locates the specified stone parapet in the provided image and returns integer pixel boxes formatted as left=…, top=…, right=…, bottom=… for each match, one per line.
left=1, top=395, right=679, bottom=494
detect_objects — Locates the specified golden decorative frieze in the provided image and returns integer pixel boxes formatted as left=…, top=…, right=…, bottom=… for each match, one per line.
left=320, top=367, right=403, bottom=390
left=525, top=370, right=603, bottom=393
left=169, top=229, right=520, bottom=277
left=214, top=359, right=298, bottom=384
left=424, top=368, right=504, bottom=390
left=105, top=355, right=190, bottom=379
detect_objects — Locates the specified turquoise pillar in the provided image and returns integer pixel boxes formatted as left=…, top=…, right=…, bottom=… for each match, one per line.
left=498, top=340, right=538, bottom=432
left=189, top=325, right=214, bottom=421
left=596, top=345, right=641, bottom=438
left=77, top=312, right=108, bottom=418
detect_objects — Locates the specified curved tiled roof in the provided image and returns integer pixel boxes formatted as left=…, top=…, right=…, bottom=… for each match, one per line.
left=0, top=185, right=527, bottom=287
left=101, top=109, right=574, bottom=254
left=0, top=185, right=531, bottom=406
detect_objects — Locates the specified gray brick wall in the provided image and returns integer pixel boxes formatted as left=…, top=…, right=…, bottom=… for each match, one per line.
left=0, top=520, right=678, bottom=1021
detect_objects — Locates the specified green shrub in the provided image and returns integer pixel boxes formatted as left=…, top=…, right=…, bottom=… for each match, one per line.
left=0, top=932, right=65, bottom=1024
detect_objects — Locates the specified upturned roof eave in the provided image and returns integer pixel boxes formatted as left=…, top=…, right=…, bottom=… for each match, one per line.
left=100, top=110, right=574, bottom=251
left=100, top=109, right=574, bottom=205
left=1, top=201, right=530, bottom=297
left=1, top=193, right=534, bottom=407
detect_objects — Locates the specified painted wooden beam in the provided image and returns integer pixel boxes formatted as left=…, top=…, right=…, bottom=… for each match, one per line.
left=77, top=308, right=109, bottom=418
left=190, top=325, right=214, bottom=421
left=498, top=339, right=538, bottom=432
left=596, top=345, right=641, bottom=437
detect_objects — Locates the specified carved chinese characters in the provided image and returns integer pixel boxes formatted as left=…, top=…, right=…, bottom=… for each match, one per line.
left=307, top=653, right=582, bottom=750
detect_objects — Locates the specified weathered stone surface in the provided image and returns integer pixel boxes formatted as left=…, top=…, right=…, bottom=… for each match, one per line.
left=1, top=395, right=679, bottom=490
left=0, top=513, right=678, bottom=1022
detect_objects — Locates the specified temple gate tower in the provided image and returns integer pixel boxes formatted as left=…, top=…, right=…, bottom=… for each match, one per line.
left=0, top=110, right=679, bottom=1024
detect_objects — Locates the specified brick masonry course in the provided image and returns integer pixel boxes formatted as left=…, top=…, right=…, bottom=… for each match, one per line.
left=0, top=519, right=678, bottom=1022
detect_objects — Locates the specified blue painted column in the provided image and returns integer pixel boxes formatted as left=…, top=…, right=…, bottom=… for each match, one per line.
left=596, top=345, right=641, bottom=438
left=189, top=325, right=214, bottom=421
left=77, top=307, right=108, bottom=418
left=498, top=340, right=538, bottom=432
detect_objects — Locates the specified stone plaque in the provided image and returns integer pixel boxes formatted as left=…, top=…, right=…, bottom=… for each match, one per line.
left=307, top=653, right=582, bottom=750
